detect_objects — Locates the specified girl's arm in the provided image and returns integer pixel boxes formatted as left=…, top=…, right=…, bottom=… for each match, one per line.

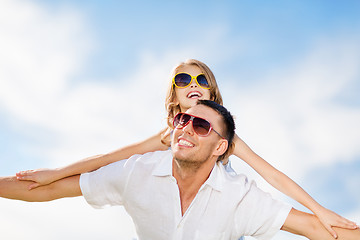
left=233, top=134, right=358, bottom=238
left=17, top=128, right=170, bottom=189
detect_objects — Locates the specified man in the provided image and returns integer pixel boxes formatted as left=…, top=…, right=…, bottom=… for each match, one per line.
left=0, top=100, right=359, bottom=239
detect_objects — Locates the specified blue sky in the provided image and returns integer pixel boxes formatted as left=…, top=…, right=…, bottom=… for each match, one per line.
left=0, top=0, right=359, bottom=239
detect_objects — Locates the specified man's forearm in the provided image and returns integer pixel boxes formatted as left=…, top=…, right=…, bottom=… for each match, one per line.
left=0, top=175, right=82, bottom=202
left=0, top=176, right=38, bottom=201
left=282, top=208, right=360, bottom=240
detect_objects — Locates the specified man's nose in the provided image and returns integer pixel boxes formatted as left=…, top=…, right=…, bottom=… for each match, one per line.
left=182, top=120, right=195, bottom=136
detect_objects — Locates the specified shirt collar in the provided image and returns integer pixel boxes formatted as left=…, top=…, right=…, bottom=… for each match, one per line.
left=152, top=150, right=224, bottom=192
left=152, top=150, right=173, bottom=177
left=203, top=161, right=224, bottom=192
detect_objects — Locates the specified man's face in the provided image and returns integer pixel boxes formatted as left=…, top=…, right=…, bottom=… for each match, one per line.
left=171, top=104, right=225, bottom=169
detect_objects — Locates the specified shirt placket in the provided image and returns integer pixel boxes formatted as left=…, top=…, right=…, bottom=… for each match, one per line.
left=172, top=183, right=211, bottom=240
left=169, top=176, right=184, bottom=240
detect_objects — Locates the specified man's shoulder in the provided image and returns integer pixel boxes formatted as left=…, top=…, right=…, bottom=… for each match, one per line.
left=129, top=150, right=172, bottom=164
left=216, top=162, right=248, bottom=183
left=125, top=150, right=172, bottom=174
left=215, top=163, right=256, bottom=194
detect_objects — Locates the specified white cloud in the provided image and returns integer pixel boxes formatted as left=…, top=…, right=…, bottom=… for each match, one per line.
left=0, top=1, right=137, bottom=239
left=300, top=159, right=360, bottom=215
left=227, top=35, right=360, bottom=186
left=0, top=0, right=92, bottom=124
left=0, top=198, right=137, bottom=240
left=0, top=0, right=170, bottom=165
left=0, top=1, right=359, bottom=239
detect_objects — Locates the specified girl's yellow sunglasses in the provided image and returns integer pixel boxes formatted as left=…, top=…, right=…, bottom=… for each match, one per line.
left=173, top=72, right=210, bottom=89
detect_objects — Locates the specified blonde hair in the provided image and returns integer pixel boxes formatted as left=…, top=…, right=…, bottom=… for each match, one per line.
left=165, top=59, right=223, bottom=126
left=161, top=59, right=224, bottom=146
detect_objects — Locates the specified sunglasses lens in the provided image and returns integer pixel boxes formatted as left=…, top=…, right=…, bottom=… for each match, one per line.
left=193, top=117, right=211, bottom=136
left=174, top=113, right=191, bottom=128
left=174, top=73, right=191, bottom=87
left=173, top=113, right=212, bottom=136
left=196, top=75, right=210, bottom=88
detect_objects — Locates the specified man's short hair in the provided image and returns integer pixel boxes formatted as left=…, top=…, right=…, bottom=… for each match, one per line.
left=197, top=100, right=235, bottom=161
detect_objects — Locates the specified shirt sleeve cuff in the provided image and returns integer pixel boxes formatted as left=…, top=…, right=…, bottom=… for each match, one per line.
left=259, top=204, right=292, bottom=240
left=79, top=173, right=103, bottom=209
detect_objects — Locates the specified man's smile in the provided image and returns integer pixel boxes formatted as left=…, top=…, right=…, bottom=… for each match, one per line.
left=177, top=137, right=195, bottom=148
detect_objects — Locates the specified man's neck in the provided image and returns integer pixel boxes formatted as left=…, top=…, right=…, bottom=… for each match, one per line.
left=172, top=157, right=216, bottom=215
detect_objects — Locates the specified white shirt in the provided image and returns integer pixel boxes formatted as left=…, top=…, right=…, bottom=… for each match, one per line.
left=80, top=150, right=291, bottom=240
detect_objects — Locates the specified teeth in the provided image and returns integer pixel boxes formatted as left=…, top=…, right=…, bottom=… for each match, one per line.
left=187, top=92, right=201, bottom=98
left=179, top=139, right=194, bottom=147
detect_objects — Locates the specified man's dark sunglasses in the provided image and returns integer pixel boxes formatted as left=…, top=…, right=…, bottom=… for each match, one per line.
left=173, top=113, right=225, bottom=139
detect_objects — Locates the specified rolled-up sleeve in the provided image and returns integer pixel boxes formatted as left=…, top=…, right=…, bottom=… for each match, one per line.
left=80, top=154, right=139, bottom=209
left=234, top=181, right=292, bottom=240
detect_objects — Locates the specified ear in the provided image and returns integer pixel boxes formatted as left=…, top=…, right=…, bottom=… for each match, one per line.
left=213, top=139, right=228, bottom=157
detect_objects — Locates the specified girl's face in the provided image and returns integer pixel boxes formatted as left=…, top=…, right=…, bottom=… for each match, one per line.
left=174, top=65, right=211, bottom=112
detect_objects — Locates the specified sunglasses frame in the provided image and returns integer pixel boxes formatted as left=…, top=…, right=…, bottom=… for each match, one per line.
left=172, top=72, right=211, bottom=90
left=173, top=113, right=225, bottom=139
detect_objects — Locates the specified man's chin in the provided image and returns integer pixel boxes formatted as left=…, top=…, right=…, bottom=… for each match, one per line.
left=173, top=152, right=189, bottom=162
left=173, top=153, right=208, bottom=170
left=175, top=158, right=202, bottom=170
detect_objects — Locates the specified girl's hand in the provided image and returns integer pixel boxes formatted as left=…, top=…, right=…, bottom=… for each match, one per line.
left=316, top=207, right=359, bottom=239
left=16, top=168, right=59, bottom=190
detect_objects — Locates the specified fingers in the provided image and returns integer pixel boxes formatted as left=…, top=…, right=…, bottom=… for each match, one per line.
left=325, top=225, right=338, bottom=239
left=336, top=218, right=359, bottom=229
left=17, top=170, right=34, bottom=176
left=15, top=170, right=41, bottom=190
left=28, top=182, right=41, bottom=190
left=326, top=218, right=359, bottom=240
left=16, top=171, right=43, bottom=190
left=317, top=208, right=359, bottom=239
left=16, top=170, right=36, bottom=181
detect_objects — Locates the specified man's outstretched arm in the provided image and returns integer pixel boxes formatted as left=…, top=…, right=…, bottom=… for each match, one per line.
left=282, top=208, right=360, bottom=240
left=0, top=175, right=81, bottom=202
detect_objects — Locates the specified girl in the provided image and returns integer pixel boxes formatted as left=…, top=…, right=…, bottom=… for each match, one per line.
left=17, top=59, right=357, bottom=238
